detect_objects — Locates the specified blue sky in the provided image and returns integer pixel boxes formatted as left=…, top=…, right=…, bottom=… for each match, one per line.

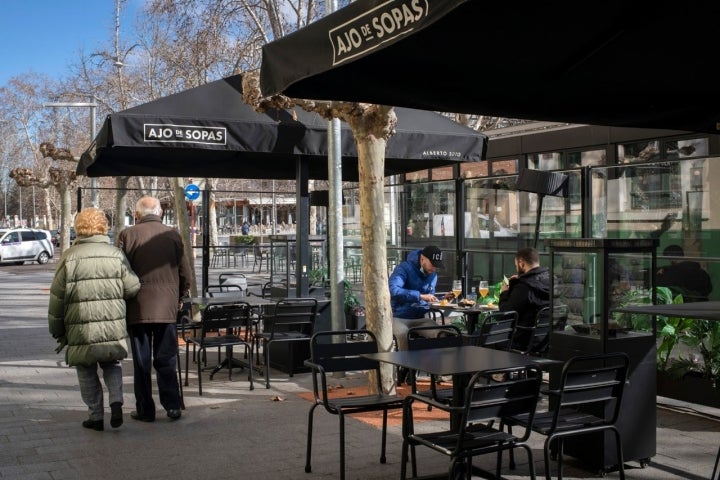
left=0, top=0, right=141, bottom=86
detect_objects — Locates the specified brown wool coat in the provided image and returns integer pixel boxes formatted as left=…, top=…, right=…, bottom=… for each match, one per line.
left=117, top=215, right=193, bottom=324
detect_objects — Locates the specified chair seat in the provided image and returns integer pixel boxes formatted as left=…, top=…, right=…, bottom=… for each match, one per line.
left=256, top=331, right=310, bottom=341
left=511, top=407, right=610, bottom=435
left=411, top=424, right=519, bottom=454
left=322, top=393, right=403, bottom=414
left=189, top=334, right=245, bottom=349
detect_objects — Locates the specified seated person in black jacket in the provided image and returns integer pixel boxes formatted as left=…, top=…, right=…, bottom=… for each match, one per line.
left=656, top=244, right=713, bottom=302
left=498, top=247, right=550, bottom=351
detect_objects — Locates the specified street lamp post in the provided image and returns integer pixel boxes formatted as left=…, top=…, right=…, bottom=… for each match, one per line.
left=43, top=100, right=98, bottom=207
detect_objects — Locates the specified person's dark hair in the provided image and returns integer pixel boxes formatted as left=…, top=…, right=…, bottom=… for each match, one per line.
left=663, top=244, right=684, bottom=257
left=516, top=247, right=539, bottom=265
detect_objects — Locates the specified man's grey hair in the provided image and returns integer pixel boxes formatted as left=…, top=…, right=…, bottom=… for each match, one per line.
left=136, top=196, right=162, bottom=218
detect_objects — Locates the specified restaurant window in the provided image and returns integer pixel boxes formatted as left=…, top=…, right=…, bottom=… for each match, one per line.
left=665, top=138, right=709, bottom=159
left=405, top=170, right=429, bottom=182
left=404, top=183, right=432, bottom=239
left=491, top=158, right=518, bottom=175
left=618, top=140, right=661, bottom=164
left=566, top=149, right=607, bottom=168
left=460, top=160, right=489, bottom=178
left=431, top=165, right=454, bottom=181
left=464, top=177, right=519, bottom=239
left=630, top=163, right=682, bottom=210
left=528, top=152, right=562, bottom=170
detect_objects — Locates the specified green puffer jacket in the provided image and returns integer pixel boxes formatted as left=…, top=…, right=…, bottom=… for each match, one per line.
left=48, top=235, right=141, bottom=367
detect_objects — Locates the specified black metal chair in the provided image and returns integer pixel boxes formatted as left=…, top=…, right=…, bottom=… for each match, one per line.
left=472, top=310, right=518, bottom=350
left=504, top=352, right=630, bottom=480
left=252, top=244, right=269, bottom=272
left=406, top=324, right=463, bottom=406
left=217, top=273, right=257, bottom=343
left=514, top=305, right=568, bottom=356
left=210, top=244, right=230, bottom=268
left=183, top=302, right=254, bottom=395
left=304, top=330, right=405, bottom=480
left=401, top=364, right=543, bottom=480
left=510, top=306, right=552, bottom=355
left=218, top=271, right=248, bottom=294
left=253, top=297, right=318, bottom=388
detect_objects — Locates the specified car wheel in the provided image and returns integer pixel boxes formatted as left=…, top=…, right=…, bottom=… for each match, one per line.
left=37, top=251, right=50, bottom=264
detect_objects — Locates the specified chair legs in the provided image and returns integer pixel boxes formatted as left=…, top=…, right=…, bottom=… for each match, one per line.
left=713, top=444, right=720, bottom=480
left=306, top=403, right=390, bottom=480
left=544, top=427, right=625, bottom=480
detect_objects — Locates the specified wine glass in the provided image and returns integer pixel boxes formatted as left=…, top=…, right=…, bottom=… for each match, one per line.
left=478, top=281, right=489, bottom=301
left=452, top=280, right=462, bottom=303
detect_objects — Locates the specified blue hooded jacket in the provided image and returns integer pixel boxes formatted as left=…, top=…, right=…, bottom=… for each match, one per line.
left=389, top=249, right=438, bottom=319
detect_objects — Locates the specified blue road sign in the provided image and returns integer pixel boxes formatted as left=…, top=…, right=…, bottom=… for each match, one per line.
left=184, top=183, right=200, bottom=200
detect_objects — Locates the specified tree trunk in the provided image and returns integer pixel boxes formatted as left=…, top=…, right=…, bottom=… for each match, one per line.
left=113, top=177, right=129, bottom=238
left=351, top=107, right=396, bottom=395
left=208, top=178, right=219, bottom=247
left=172, top=177, right=197, bottom=296
left=59, top=185, right=73, bottom=251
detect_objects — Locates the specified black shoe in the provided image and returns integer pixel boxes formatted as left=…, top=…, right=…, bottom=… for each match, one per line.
left=110, top=402, right=123, bottom=428
left=130, top=411, right=155, bottom=422
left=167, top=409, right=182, bottom=420
left=82, top=419, right=104, bottom=431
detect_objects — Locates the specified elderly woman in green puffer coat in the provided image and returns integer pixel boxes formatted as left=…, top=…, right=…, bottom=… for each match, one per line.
left=48, top=208, right=141, bottom=432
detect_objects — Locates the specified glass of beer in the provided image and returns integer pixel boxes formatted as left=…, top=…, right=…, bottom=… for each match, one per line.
left=452, top=280, right=462, bottom=303
left=478, top=280, right=489, bottom=300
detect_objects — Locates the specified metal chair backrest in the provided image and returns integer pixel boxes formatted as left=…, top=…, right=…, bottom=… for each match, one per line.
left=204, top=283, right=242, bottom=298
left=550, top=352, right=629, bottom=433
left=407, top=324, right=463, bottom=351
left=264, top=297, right=318, bottom=335
left=511, top=305, right=551, bottom=354
left=309, top=330, right=384, bottom=389
left=475, top=310, right=518, bottom=350
left=462, top=365, right=543, bottom=441
left=199, top=302, right=252, bottom=338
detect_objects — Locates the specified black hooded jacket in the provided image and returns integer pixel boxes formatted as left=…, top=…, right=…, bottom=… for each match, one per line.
left=498, top=266, right=550, bottom=349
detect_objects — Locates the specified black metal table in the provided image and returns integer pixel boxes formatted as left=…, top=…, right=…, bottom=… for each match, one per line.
left=363, top=345, right=557, bottom=429
left=186, top=295, right=274, bottom=376
left=614, top=301, right=720, bottom=321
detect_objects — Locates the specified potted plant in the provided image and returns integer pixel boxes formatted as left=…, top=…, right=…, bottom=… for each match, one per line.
left=343, top=279, right=364, bottom=330
left=617, top=286, right=720, bottom=406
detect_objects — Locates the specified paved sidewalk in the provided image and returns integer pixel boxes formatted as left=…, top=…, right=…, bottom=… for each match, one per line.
left=1, top=267, right=719, bottom=480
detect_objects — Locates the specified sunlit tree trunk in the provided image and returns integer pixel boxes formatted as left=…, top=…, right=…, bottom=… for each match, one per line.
left=172, top=177, right=196, bottom=296
left=349, top=106, right=396, bottom=395
left=114, top=177, right=129, bottom=237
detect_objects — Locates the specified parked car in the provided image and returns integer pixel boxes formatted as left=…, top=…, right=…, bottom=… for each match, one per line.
left=51, top=228, right=76, bottom=247
left=0, top=228, right=55, bottom=265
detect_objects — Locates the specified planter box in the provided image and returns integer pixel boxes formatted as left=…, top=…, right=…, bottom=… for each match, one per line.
left=657, top=371, right=720, bottom=408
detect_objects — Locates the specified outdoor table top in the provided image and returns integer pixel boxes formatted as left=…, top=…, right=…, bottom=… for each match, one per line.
left=614, top=301, right=720, bottom=321
left=362, top=345, right=556, bottom=377
left=430, top=303, right=499, bottom=314
left=430, top=303, right=499, bottom=334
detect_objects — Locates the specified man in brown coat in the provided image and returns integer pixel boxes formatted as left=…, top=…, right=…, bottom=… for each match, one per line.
left=117, top=196, right=192, bottom=422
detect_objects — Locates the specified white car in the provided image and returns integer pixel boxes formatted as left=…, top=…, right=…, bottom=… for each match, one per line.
left=0, top=228, right=55, bottom=265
